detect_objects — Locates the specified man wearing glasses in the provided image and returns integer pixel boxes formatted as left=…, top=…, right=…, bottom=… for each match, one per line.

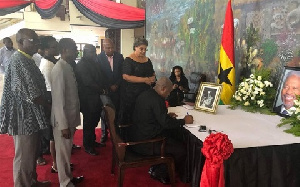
left=0, top=28, right=51, bottom=186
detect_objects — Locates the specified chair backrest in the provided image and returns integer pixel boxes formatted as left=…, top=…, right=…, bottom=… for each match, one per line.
left=104, top=105, right=127, bottom=161
left=185, top=72, right=206, bottom=101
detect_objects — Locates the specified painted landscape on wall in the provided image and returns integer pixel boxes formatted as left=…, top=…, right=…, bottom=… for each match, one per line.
left=146, top=0, right=300, bottom=86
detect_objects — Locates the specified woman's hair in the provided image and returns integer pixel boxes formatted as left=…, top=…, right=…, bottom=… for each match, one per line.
left=133, top=38, right=148, bottom=50
left=170, top=66, right=185, bottom=79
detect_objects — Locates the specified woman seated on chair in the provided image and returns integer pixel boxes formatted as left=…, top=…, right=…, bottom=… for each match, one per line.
left=167, top=66, right=189, bottom=106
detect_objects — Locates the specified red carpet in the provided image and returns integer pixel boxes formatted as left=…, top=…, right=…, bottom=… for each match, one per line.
left=0, top=129, right=189, bottom=187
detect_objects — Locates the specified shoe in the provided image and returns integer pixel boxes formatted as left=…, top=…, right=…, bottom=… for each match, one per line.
left=72, top=144, right=81, bottom=149
left=34, top=180, right=51, bottom=187
left=71, top=176, right=84, bottom=185
left=85, top=148, right=99, bottom=156
left=150, top=171, right=170, bottom=185
left=100, top=135, right=107, bottom=143
left=148, top=166, right=155, bottom=175
left=51, top=166, right=58, bottom=173
left=37, top=157, right=46, bottom=166
left=94, top=141, right=106, bottom=147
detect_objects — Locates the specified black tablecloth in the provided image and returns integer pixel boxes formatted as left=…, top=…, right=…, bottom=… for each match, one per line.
left=183, top=129, right=300, bottom=187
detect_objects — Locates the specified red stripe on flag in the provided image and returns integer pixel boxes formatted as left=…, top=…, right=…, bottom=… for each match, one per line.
left=221, top=0, right=234, bottom=66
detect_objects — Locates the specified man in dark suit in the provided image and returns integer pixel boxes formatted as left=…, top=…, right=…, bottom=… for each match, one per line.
left=129, top=77, right=193, bottom=184
left=76, top=44, right=106, bottom=156
left=97, top=38, right=124, bottom=143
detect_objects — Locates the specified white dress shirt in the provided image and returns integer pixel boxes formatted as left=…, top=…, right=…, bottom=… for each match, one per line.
left=0, top=46, right=16, bottom=73
left=39, top=58, right=55, bottom=91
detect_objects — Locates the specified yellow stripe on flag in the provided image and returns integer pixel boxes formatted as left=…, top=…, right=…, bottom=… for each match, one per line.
left=219, top=46, right=235, bottom=104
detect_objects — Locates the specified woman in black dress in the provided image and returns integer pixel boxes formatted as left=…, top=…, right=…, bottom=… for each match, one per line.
left=167, top=66, right=189, bottom=106
left=119, top=38, right=155, bottom=125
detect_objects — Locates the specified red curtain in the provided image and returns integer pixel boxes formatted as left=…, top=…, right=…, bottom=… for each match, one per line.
left=35, top=0, right=59, bottom=10
left=0, top=0, right=30, bottom=8
left=78, top=0, right=145, bottom=21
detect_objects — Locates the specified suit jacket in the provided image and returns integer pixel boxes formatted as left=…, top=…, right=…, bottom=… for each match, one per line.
left=51, top=59, right=81, bottom=130
left=75, top=57, right=105, bottom=114
left=97, top=51, right=124, bottom=89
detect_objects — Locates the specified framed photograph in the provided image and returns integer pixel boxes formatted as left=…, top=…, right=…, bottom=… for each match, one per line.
left=194, top=82, right=222, bottom=113
left=273, top=66, right=300, bottom=116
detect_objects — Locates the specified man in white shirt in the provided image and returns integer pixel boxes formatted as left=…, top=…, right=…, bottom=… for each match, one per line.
left=0, top=37, right=16, bottom=73
left=0, top=37, right=16, bottom=99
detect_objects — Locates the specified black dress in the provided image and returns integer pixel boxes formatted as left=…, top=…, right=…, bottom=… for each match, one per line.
left=167, top=76, right=189, bottom=106
left=119, top=57, right=155, bottom=124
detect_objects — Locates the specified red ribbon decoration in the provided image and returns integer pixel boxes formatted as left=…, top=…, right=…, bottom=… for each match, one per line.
left=200, top=133, right=234, bottom=187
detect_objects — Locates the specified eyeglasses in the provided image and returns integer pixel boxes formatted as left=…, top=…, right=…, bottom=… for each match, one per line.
left=23, top=38, right=40, bottom=45
left=138, top=47, right=148, bottom=52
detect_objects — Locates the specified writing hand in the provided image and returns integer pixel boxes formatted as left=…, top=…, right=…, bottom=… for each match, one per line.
left=168, top=112, right=178, bottom=118
left=61, top=128, right=71, bottom=139
left=184, top=115, right=193, bottom=124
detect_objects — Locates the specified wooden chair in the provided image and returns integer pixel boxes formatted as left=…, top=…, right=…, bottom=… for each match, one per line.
left=103, top=105, right=176, bottom=187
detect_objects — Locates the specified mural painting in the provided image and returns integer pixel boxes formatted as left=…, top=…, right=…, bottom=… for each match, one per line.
left=146, top=0, right=300, bottom=87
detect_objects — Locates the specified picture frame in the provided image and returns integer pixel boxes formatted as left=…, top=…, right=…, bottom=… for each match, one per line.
left=273, top=66, right=300, bottom=116
left=194, top=82, right=222, bottom=113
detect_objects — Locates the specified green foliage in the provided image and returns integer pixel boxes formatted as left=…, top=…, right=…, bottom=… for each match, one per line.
left=260, top=39, right=278, bottom=66
left=178, top=0, right=217, bottom=71
left=245, top=23, right=260, bottom=51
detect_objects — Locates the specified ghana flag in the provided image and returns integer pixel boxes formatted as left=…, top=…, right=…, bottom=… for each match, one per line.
left=218, top=0, right=235, bottom=105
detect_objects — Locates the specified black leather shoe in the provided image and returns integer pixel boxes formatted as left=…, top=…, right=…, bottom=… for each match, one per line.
left=94, top=141, right=106, bottom=147
left=150, top=171, right=170, bottom=185
left=72, top=144, right=81, bottom=149
left=85, top=148, right=99, bottom=156
left=100, top=135, right=107, bottom=143
left=71, top=176, right=84, bottom=185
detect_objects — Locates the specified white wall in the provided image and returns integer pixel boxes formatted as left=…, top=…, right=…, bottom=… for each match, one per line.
left=120, top=0, right=137, bottom=57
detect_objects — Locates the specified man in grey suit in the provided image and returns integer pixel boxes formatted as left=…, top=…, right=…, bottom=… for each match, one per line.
left=51, top=38, right=83, bottom=186
left=97, top=38, right=124, bottom=143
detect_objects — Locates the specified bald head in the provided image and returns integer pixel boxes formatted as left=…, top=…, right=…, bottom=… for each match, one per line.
left=16, top=28, right=39, bottom=56
left=103, top=38, right=114, bottom=56
left=154, top=77, right=173, bottom=98
left=83, top=44, right=97, bottom=61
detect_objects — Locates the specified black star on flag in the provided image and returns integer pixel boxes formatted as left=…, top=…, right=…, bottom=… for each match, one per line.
left=218, top=65, right=233, bottom=86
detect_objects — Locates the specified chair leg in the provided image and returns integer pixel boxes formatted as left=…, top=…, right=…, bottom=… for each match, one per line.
left=167, top=160, right=176, bottom=187
left=118, top=165, right=125, bottom=187
left=111, top=148, right=116, bottom=175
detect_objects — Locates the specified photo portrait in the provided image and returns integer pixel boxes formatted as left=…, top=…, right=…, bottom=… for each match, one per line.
left=273, top=67, right=300, bottom=116
left=195, top=82, right=222, bottom=113
left=199, top=87, right=217, bottom=109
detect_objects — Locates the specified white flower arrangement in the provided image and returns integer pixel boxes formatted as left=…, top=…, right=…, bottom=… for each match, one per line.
left=230, top=72, right=276, bottom=113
